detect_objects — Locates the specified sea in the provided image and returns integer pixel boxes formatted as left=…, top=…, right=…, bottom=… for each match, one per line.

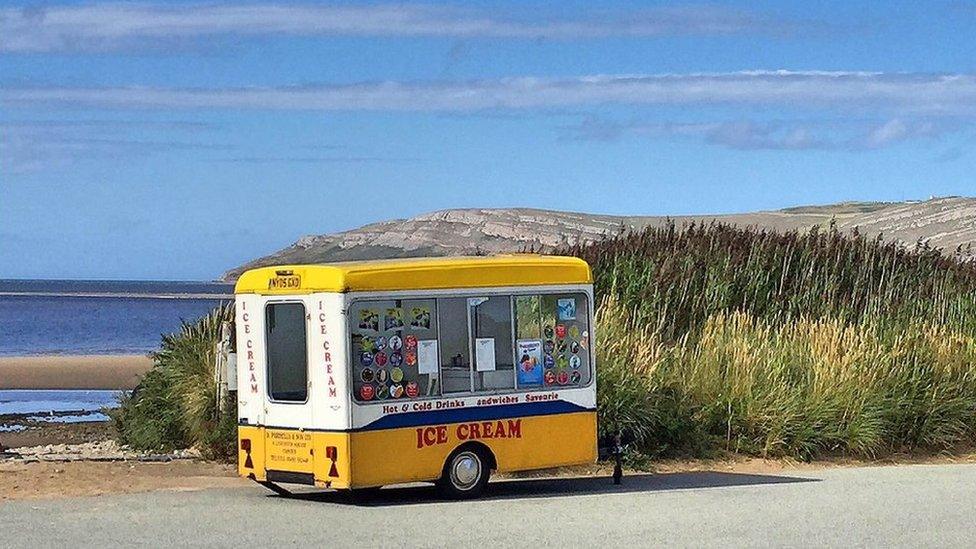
left=0, top=280, right=233, bottom=425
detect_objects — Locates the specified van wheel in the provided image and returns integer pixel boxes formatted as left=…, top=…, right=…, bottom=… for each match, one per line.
left=438, top=447, right=490, bottom=499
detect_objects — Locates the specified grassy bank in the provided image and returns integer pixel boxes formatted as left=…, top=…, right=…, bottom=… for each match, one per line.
left=568, top=222, right=976, bottom=460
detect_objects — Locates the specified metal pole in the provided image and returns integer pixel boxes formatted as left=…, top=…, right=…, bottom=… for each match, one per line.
left=612, top=431, right=623, bottom=485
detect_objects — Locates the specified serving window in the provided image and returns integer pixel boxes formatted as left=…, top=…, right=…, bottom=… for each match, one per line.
left=350, top=291, right=591, bottom=402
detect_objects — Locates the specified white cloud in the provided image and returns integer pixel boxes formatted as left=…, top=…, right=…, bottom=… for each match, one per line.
left=566, top=118, right=833, bottom=150
left=0, top=119, right=225, bottom=174
left=0, top=3, right=803, bottom=52
left=565, top=115, right=960, bottom=152
left=6, top=71, right=976, bottom=114
left=861, top=118, right=945, bottom=148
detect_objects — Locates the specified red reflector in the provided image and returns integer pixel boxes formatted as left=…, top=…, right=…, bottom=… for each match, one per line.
left=326, top=446, right=339, bottom=478
left=240, top=438, right=251, bottom=451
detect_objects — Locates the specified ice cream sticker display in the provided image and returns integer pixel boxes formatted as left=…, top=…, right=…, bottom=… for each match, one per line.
left=389, top=335, right=403, bottom=351
left=359, top=309, right=379, bottom=331
left=405, top=381, right=420, bottom=398
left=410, top=307, right=431, bottom=329
left=360, top=336, right=375, bottom=352
left=539, top=296, right=588, bottom=386
left=544, top=370, right=556, bottom=385
left=517, top=340, right=544, bottom=386
left=353, top=301, right=437, bottom=403
left=385, top=308, right=404, bottom=331
left=391, top=367, right=404, bottom=383
left=557, top=298, right=576, bottom=320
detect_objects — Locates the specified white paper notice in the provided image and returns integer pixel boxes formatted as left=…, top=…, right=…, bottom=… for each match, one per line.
left=418, top=339, right=439, bottom=375
left=475, top=337, right=496, bottom=372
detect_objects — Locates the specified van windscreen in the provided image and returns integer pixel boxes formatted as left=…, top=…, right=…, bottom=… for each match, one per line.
left=265, top=302, right=308, bottom=402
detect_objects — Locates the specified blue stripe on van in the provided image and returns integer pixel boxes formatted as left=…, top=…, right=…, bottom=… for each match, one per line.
left=359, top=400, right=594, bottom=431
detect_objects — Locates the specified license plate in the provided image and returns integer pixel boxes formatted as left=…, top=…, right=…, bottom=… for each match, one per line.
left=268, top=275, right=301, bottom=290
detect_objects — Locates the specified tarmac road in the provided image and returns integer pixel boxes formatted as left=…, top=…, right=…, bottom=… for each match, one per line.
left=3, top=463, right=975, bottom=548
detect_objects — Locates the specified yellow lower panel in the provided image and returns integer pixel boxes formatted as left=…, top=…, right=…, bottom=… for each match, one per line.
left=238, top=426, right=353, bottom=488
left=348, top=411, right=597, bottom=488
left=238, top=411, right=596, bottom=489
left=238, top=426, right=266, bottom=480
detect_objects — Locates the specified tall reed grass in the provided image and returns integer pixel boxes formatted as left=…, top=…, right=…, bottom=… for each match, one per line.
left=567, top=222, right=976, bottom=342
left=575, top=222, right=976, bottom=460
left=597, top=297, right=976, bottom=459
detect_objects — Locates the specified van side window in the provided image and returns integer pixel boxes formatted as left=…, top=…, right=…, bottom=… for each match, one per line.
left=265, top=302, right=308, bottom=402
left=470, top=296, right=515, bottom=392
left=437, top=298, right=471, bottom=394
left=349, top=291, right=591, bottom=402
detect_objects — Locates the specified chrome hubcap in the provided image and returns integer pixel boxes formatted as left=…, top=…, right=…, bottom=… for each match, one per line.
left=451, top=452, right=481, bottom=489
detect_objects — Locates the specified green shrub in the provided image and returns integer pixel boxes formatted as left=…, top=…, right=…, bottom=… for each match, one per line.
left=112, top=303, right=236, bottom=459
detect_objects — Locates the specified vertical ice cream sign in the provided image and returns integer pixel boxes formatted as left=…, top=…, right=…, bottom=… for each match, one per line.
left=238, top=298, right=259, bottom=394
left=317, top=298, right=338, bottom=399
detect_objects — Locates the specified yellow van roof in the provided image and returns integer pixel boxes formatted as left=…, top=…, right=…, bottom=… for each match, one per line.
left=234, top=255, right=592, bottom=295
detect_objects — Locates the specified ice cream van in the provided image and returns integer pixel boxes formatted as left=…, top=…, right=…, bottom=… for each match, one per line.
left=234, top=255, right=597, bottom=498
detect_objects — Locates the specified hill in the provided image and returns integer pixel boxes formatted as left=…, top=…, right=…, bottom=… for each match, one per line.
left=221, top=196, right=976, bottom=280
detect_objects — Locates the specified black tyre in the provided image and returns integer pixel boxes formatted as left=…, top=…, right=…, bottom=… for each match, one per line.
left=438, top=446, right=491, bottom=499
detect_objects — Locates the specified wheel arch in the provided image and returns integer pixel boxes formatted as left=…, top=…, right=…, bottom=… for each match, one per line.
left=446, top=440, right=497, bottom=471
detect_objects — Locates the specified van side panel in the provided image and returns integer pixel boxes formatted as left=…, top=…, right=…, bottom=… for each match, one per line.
left=235, top=294, right=267, bottom=427
left=347, top=411, right=597, bottom=488
left=238, top=426, right=353, bottom=488
left=308, top=293, right=350, bottom=432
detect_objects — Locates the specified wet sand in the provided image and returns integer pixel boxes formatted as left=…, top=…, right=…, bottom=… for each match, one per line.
left=0, top=355, right=153, bottom=390
left=0, top=460, right=242, bottom=501
left=0, top=421, right=115, bottom=449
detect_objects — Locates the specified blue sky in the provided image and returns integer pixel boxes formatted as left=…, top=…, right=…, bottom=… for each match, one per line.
left=2, top=1, right=976, bottom=280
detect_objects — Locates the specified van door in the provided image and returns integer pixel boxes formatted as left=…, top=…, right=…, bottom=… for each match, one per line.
left=262, top=299, right=315, bottom=475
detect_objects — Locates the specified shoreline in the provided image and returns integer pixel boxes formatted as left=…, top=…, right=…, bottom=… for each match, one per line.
left=0, top=355, right=153, bottom=390
left=0, top=292, right=232, bottom=299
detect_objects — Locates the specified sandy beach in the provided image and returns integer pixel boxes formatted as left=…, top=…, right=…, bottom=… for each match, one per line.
left=0, top=355, right=153, bottom=390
